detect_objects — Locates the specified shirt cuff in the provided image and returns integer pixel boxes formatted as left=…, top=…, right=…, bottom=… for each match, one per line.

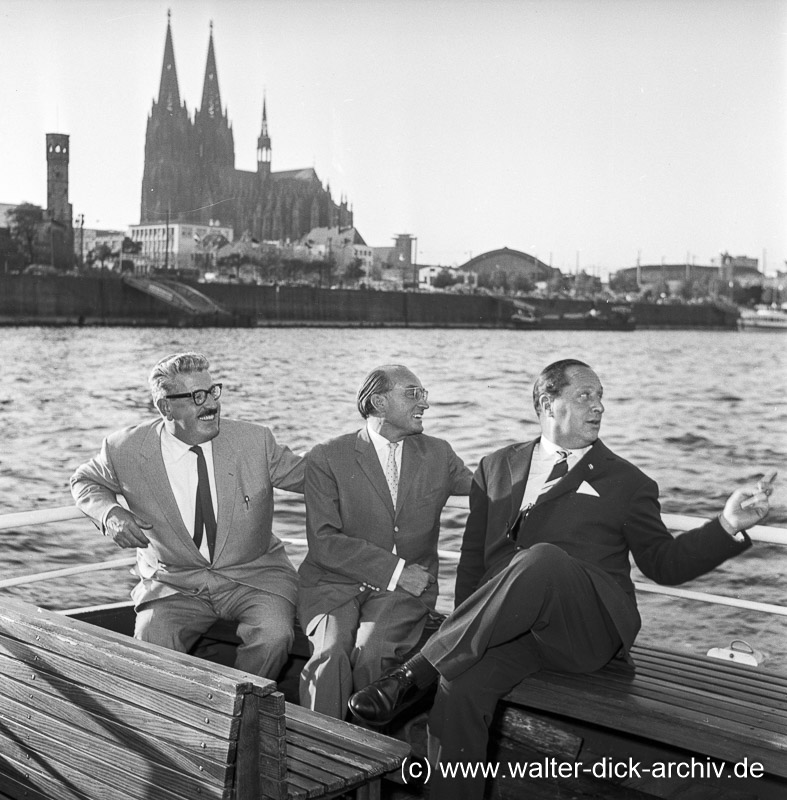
left=101, top=504, right=123, bottom=534
left=388, top=558, right=406, bottom=591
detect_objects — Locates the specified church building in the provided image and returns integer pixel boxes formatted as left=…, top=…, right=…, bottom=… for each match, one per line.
left=140, top=14, right=352, bottom=243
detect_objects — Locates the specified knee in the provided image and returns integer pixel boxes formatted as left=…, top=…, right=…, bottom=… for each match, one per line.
left=514, top=542, right=573, bottom=576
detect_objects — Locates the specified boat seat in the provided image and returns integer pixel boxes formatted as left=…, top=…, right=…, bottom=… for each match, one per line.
left=0, top=598, right=409, bottom=800
left=500, top=642, right=787, bottom=788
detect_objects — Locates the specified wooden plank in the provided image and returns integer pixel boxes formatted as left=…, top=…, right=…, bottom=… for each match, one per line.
left=0, top=767, right=89, bottom=800
left=0, top=640, right=242, bottom=741
left=285, top=702, right=410, bottom=765
left=0, top=687, right=233, bottom=785
left=505, top=678, right=787, bottom=776
left=0, top=711, right=229, bottom=800
left=492, top=705, right=583, bottom=759
left=285, top=751, right=348, bottom=795
left=0, top=602, right=251, bottom=711
left=0, top=655, right=237, bottom=764
left=0, top=598, right=276, bottom=694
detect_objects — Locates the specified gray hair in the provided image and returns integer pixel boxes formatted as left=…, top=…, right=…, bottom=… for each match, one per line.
left=356, top=365, right=402, bottom=418
left=149, top=352, right=211, bottom=404
left=532, top=359, right=590, bottom=416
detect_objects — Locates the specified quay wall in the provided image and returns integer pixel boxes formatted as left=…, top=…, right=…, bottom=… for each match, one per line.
left=0, top=275, right=738, bottom=329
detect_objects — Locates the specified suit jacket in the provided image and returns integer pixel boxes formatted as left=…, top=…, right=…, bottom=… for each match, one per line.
left=298, top=428, right=472, bottom=625
left=70, top=418, right=305, bottom=607
left=456, top=437, right=751, bottom=650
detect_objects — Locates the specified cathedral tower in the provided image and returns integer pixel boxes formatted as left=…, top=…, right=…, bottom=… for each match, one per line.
left=140, top=11, right=194, bottom=223
left=257, top=95, right=272, bottom=180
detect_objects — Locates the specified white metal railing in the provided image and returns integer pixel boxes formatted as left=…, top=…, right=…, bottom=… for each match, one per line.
left=0, top=504, right=785, bottom=617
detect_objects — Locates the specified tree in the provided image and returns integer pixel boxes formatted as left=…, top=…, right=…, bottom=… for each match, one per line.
left=7, top=203, right=43, bottom=266
left=432, top=268, right=459, bottom=289
left=343, top=258, right=365, bottom=284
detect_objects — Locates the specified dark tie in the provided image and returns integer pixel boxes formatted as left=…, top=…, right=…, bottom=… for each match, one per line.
left=190, top=445, right=217, bottom=560
left=509, top=450, right=570, bottom=543
left=540, top=449, right=569, bottom=495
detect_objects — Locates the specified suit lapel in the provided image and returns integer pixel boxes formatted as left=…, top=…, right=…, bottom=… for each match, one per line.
left=211, top=431, right=237, bottom=561
left=507, top=441, right=535, bottom=526
left=139, top=422, right=193, bottom=546
left=394, top=436, right=422, bottom=516
left=355, top=429, right=395, bottom=514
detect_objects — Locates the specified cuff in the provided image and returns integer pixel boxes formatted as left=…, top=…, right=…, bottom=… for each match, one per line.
left=388, top=558, right=405, bottom=591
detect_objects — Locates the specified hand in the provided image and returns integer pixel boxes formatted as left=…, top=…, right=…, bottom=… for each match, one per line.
left=105, top=507, right=152, bottom=549
left=397, top=564, right=436, bottom=597
left=721, top=470, right=777, bottom=533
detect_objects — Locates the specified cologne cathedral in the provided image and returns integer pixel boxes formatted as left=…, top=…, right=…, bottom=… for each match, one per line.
left=140, top=15, right=352, bottom=241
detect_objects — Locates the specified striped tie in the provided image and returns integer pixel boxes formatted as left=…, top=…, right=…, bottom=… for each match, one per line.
left=539, top=450, right=569, bottom=496
left=509, top=449, right=570, bottom=543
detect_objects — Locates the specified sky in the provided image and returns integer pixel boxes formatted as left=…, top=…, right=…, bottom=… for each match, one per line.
left=2, top=0, right=786, bottom=275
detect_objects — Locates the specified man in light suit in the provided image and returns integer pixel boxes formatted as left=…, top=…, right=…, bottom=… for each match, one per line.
left=298, top=364, right=472, bottom=718
left=71, top=352, right=304, bottom=679
left=350, top=359, right=774, bottom=800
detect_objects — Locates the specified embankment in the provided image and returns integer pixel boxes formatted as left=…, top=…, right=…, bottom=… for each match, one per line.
left=0, top=275, right=739, bottom=329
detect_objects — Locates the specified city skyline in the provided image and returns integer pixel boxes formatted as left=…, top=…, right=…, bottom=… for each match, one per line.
left=2, top=0, right=785, bottom=276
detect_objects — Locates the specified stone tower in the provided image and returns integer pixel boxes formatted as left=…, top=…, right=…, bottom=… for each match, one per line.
left=46, top=133, right=72, bottom=224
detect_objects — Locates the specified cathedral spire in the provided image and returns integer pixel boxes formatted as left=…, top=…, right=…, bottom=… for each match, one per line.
left=200, top=20, right=223, bottom=119
left=157, top=9, right=181, bottom=112
left=257, top=92, right=272, bottom=177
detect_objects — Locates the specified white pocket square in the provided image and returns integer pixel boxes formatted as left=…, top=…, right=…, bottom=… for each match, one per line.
left=576, top=481, right=600, bottom=497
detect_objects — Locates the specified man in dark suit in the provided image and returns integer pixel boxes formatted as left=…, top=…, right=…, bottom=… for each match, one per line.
left=349, top=358, right=773, bottom=799
left=298, top=364, right=473, bottom=718
left=71, top=352, right=304, bottom=679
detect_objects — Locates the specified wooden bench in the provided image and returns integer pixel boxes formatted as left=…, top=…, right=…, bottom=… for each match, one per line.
left=491, top=642, right=787, bottom=797
left=0, top=598, right=410, bottom=800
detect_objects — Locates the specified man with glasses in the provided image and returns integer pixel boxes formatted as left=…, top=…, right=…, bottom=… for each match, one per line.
left=71, top=352, right=304, bottom=678
left=297, top=364, right=473, bottom=718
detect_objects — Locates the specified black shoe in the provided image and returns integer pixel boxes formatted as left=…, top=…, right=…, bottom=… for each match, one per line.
left=348, top=665, right=426, bottom=726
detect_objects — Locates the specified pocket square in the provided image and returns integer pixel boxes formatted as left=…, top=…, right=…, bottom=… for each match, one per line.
left=576, top=481, right=600, bottom=497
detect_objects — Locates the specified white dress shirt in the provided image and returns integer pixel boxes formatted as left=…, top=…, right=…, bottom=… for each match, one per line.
left=520, top=436, right=592, bottom=510
left=159, top=427, right=218, bottom=562
left=367, top=423, right=405, bottom=590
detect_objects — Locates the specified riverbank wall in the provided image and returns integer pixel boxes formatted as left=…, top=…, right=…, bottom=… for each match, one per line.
left=0, top=274, right=739, bottom=329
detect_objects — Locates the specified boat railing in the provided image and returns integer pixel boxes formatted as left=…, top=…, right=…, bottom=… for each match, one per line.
left=0, top=502, right=785, bottom=619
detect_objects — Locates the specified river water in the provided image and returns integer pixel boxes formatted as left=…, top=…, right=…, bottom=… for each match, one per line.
left=0, top=326, right=784, bottom=669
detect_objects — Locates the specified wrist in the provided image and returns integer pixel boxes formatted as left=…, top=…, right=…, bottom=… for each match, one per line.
left=718, top=512, right=745, bottom=541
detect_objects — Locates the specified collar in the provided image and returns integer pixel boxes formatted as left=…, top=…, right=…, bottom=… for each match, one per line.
left=159, top=425, right=215, bottom=464
left=539, top=434, right=592, bottom=462
left=366, top=421, right=401, bottom=457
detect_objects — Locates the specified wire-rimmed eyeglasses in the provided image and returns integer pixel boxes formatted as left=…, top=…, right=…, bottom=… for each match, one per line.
left=165, top=383, right=223, bottom=406
left=402, top=387, right=428, bottom=402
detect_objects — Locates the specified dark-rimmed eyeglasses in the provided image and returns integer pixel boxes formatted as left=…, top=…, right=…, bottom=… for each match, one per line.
left=165, top=383, right=223, bottom=406
left=402, top=387, right=428, bottom=402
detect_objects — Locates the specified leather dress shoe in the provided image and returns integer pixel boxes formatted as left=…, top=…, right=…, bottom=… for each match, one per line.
left=348, top=665, right=426, bottom=726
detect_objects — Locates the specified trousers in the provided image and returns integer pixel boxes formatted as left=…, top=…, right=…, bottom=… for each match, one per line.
left=422, top=543, right=624, bottom=800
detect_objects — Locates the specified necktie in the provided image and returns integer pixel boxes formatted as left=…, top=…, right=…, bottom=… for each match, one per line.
left=384, top=442, right=399, bottom=505
left=510, top=449, right=570, bottom=543
left=539, top=449, right=569, bottom=496
left=190, top=445, right=217, bottom=560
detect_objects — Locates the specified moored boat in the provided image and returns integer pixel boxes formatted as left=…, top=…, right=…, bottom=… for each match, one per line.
left=0, top=503, right=785, bottom=799
left=738, top=305, right=787, bottom=331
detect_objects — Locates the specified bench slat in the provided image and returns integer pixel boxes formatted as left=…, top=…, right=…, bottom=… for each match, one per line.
left=506, top=666, right=787, bottom=777
left=0, top=635, right=241, bottom=741
left=285, top=702, right=410, bottom=770
left=0, top=652, right=239, bottom=762
left=0, top=601, right=252, bottom=711
left=0, top=732, right=229, bottom=800
left=0, top=686, right=234, bottom=784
